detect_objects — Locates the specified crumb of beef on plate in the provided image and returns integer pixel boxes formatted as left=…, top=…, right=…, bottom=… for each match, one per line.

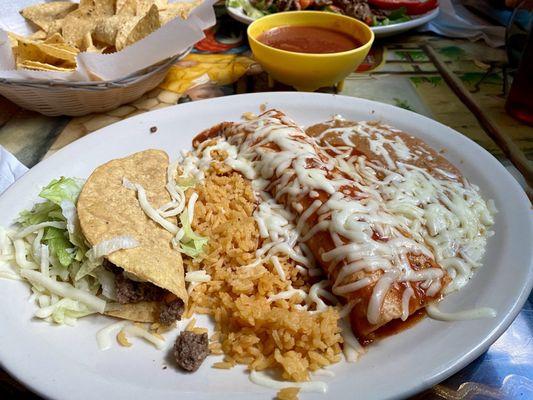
left=174, top=331, right=209, bottom=372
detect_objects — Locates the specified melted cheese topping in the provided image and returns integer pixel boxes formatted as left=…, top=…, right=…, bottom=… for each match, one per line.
left=208, top=111, right=495, bottom=326
left=187, top=135, right=346, bottom=324
left=313, top=121, right=495, bottom=295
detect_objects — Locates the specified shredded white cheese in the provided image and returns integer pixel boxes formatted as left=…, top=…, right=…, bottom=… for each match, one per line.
left=86, top=236, right=139, bottom=261
left=249, top=370, right=327, bottom=393
left=123, top=178, right=179, bottom=234
left=21, top=269, right=106, bottom=313
left=123, top=324, right=166, bottom=350
left=96, top=321, right=130, bottom=351
left=426, top=303, right=496, bottom=321
left=12, top=221, right=67, bottom=240
left=185, top=270, right=211, bottom=283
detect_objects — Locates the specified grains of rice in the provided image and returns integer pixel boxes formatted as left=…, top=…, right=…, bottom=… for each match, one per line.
left=208, top=341, right=224, bottom=355
left=157, top=325, right=173, bottom=335
left=185, top=318, right=196, bottom=331
left=184, top=304, right=195, bottom=319
left=150, top=322, right=174, bottom=335
left=185, top=169, right=342, bottom=382
left=212, top=361, right=234, bottom=369
left=276, top=387, right=300, bottom=400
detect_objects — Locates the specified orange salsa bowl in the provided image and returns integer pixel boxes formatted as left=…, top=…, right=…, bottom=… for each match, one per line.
left=247, top=11, right=374, bottom=91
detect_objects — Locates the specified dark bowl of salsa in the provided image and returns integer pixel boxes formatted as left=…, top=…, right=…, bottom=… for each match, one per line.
left=248, top=11, right=374, bottom=91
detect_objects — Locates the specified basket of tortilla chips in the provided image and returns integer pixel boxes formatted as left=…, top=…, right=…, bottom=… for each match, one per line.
left=0, top=0, right=214, bottom=116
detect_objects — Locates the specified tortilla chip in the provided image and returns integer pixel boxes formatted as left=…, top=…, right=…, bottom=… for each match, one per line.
left=116, top=0, right=137, bottom=16
left=116, top=0, right=129, bottom=12
left=41, top=42, right=78, bottom=61
left=43, top=33, right=70, bottom=49
left=115, top=4, right=160, bottom=51
left=15, top=0, right=171, bottom=70
left=95, top=0, right=117, bottom=15
left=155, top=0, right=171, bottom=11
left=44, top=33, right=63, bottom=43
left=105, top=301, right=159, bottom=322
left=116, top=0, right=168, bottom=17
left=61, top=15, right=95, bottom=48
left=17, top=59, right=73, bottom=72
left=29, top=30, right=48, bottom=40
left=136, top=0, right=157, bottom=15
left=81, top=31, right=102, bottom=52
left=93, top=15, right=126, bottom=45
left=77, top=150, right=188, bottom=305
left=78, top=0, right=115, bottom=17
left=159, top=1, right=199, bottom=24
left=20, top=1, right=77, bottom=32
left=44, top=39, right=80, bottom=54
left=44, top=19, right=65, bottom=36
left=16, top=40, right=56, bottom=65
left=81, top=32, right=92, bottom=51
left=60, top=0, right=114, bottom=47
left=15, top=37, right=77, bottom=67
left=7, top=32, right=19, bottom=48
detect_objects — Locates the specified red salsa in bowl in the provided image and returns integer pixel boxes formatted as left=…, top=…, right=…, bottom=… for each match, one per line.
left=256, top=25, right=362, bottom=54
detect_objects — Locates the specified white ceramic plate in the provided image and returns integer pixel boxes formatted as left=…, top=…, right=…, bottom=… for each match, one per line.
left=226, top=6, right=439, bottom=38
left=0, top=92, right=531, bottom=400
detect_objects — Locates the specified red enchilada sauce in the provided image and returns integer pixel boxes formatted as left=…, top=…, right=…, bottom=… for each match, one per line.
left=257, top=26, right=362, bottom=54
left=357, top=309, right=427, bottom=346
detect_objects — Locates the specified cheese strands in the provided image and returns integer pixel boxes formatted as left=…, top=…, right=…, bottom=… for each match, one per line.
left=194, top=110, right=473, bottom=341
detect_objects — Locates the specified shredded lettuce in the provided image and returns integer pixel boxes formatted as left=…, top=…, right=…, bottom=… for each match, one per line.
left=5, top=173, right=208, bottom=329
left=18, top=177, right=85, bottom=268
left=227, top=0, right=266, bottom=18
left=2, top=176, right=155, bottom=327
left=178, top=210, right=207, bottom=259
left=39, top=177, right=85, bottom=205
left=161, top=174, right=207, bottom=259
left=18, top=202, right=61, bottom=226
left=375, top=7, right=410, bottom=26
left=60, top=200, right=86, bottom=256
left=34, top=298, right=93, bottom=326
left=176, top=176, right=197, bottom=191
left=43, top=227, right=74, bottom=267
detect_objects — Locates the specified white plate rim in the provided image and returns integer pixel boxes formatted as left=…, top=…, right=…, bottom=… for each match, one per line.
left=0, top=92, right=531, bottom=400
left=225, top=5, right=439, bottom=38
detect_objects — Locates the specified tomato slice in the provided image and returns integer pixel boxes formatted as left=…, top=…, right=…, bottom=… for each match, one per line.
left=297, top=0, right=313, bottom=9
left=368, top=0, right=438, bottom=15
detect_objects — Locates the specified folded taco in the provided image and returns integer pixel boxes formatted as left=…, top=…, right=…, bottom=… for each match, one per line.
left=77, top=149, right=188, bottom=325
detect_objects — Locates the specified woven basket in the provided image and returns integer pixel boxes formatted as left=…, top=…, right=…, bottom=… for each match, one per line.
left=0, top=49, right=190, bottom=117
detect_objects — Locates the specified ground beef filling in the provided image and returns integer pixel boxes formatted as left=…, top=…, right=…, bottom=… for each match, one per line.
left=159, top=299, right=185, bottom=326
left=105, top=260, right=184, bottom=325
left=114, top=272, right=163, bottom=304
left=174, top=331, right=209, bottom=372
